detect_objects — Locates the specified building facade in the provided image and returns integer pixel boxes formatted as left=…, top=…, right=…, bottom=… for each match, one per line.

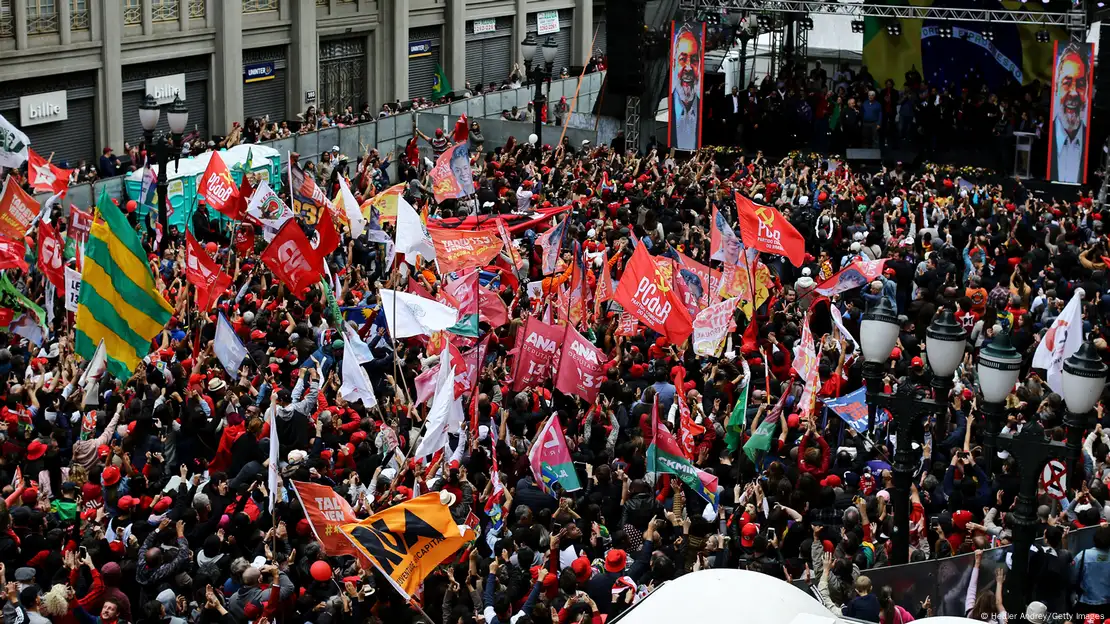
left=0, top=0, right=608, bottom=167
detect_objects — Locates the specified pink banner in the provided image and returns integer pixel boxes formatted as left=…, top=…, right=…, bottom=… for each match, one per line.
left=691, top=298, right=740, bottom=357
left=414, top=336, right=489, bottom=405
left=555, top=326, right=609, bottom=403
left=511, top=316, right=562, bottom=391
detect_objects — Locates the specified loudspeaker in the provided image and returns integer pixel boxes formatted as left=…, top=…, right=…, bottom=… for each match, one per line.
left=605, top=0, right=646, bottom=96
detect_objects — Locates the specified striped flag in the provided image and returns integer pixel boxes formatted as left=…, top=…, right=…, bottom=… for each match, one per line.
left=75, top=192, right=173, bottom=379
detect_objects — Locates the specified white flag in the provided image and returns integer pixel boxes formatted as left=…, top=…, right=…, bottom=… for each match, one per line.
left=339, top=326, right=378, bottom=407
left=336, top=175, right=366, bottom=238
left=342, top=322, right=373, bottom=363
left=78, top=339, right=106, bottom=387
left=11, top=314, right=43, bottom=347
left=246, top=180, right=293, bottom=242
left=1032, top=288, right=1085, bottom=394
left=377, top=289, right=459, bottom=338
left=268, top=408, right=280, bottom=512
left=214, top=313, right=249, bottom=380
left=394, top=196, right=436, bottom=265
left=64, top=267, right=81, bottom=313
left=414, top=343, right=455, bottom=459
left=830, top=303, right=860, bottom=358
left=0, top=114, right=30, bottom=170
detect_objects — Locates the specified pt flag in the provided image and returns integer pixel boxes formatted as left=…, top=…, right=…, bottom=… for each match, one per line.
left=529, top=414, right=582, bottom=495
left=291, top=481, right=368, bottom=562
left=735, top=192, right=806, bottom=267
left=27, top=149, right=72, bottom=194
left=36, top=221, right=66, bottom=291
left=1032, top=287, right=1085, bottom=394
left=428, top=228, right=503, bottom=274
left=554, top=325, right=609, bottom=403
left=75, top=193, right=173, bottom=380
left=611, top=242, right=693, bottom=345
left=197, top=151, right=241, bottom=219
left=511, top=316, right=562, bottom=391
left=261, top=220, right=323, bottom=299
left=340, top=493, right=474, bottom=600
left=0, top=238, right=27, bottom=271
left=185, top=232, right=231, bottom=310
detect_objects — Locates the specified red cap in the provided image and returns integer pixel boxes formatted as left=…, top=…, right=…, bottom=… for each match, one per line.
left=98, top=444, right=111, bottom=459
left=787, top=414, right=801, bottom=429
left=571, top=555, right=592, bottom=582
left=821, top=474, right=842, bottom=488
left=604, top=549, right=627, bottom=573
left=890, top=347, right=902, bottom=360
left=296, top=518, right=312, bottom=536
left=448, top=459, right=461, bottom=470
left=117, top=495, right=136, bottom=511
left=25, top=440, right=47, bottom=461
left=911, top=356, right=924, bottom=368
left=952, top=509, right=972, bottom=531
left=350, top=431, right=368, bottom=445
left=21, top=487, right=38, bottom=504
left=741, top=523, right=759, bottom=547
left=153, top=497, right=172, bottom=513
left=102, top=465, right=121, bottom=487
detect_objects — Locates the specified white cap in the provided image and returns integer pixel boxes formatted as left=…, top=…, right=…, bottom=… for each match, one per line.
left=892, top=197, right=902, bottom=206
left=331, top=145, right=340, bottom=152
left=850, top=242, right=861, bottom=252
left=798, top=196, right=809, bottom=206
left=753, top=193, right=764, bottom=201
left=853, top=231, right=865, bottom=241
left=582, top=140, right=591, bottom=146
left=801, top=267, right=811, bottom=277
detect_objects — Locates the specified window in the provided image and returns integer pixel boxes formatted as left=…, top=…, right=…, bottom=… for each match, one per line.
left=71, top=0, right=89, bottom=30
left=123, top=0, right=140, bottom=25
left=0, top=0, right=12, bottom=37
left=26, top=0, right=59, bottom=34
left=242, top=0, right=277, bottom=12
left=315, top=0, right=327, bottom=5
left=188, top=0, right=204, bottom=19
left=152, top=0, right=178, bottom=22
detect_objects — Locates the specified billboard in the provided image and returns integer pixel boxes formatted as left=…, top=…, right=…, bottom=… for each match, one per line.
left=668, top=21, right=705, bottom=151
left=1047, top=41, right=1094, bottom=185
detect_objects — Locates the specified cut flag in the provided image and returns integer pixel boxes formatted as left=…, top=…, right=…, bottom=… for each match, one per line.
left=536, top=216, right=568, bottom=275
left=185, top=231, right=231, bottom=310
left=261, top=220, right=323, bottom=299
left=36, top=221, right=65, bottom=291
left=335, top=175, right=366, bottom=238
left=414, top=343, right=457, bottom=459
left=724, top=359, right=751, bottom=452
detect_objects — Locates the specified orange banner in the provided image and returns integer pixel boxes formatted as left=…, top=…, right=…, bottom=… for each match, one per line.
left=290, top=481, right=368, bottom=562
left=0, top=178, right=38, bottom=242
left=428, top=228, right=504, bottom=275
left=340, top=493, right=473, bottom=599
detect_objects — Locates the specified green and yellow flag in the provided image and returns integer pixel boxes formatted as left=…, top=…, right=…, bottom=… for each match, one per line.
left=432, top=63, right=452, bottom=100
left=75, top=192, right=172, bottom=380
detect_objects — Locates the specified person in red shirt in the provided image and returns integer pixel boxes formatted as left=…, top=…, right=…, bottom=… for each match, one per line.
left=797, top=419, right=831, bottom=478
left=955, top=297, right=980, bottom=333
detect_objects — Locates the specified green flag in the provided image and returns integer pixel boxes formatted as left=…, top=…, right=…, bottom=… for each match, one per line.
left=433, top=64, right=452, bottom=100
left=725, top=360, right=751, bottom=452
left=0, top=273, right=47, bottom=331
left=743, top=420, right=777, bottom=463
left=320, top=277, right=344, bottom=329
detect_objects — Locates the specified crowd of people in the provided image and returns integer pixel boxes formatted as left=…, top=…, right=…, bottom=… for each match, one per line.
left=0, top=49, right=1109, bottom=624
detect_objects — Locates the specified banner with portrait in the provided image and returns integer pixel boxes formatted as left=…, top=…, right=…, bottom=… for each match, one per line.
left=667, top=21, right=705, bottom=152
left=1047, top=41, right=1094, bottom=185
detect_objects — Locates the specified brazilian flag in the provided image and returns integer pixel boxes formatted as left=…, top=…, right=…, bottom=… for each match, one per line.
left=432, top=64, right=452, bottom=100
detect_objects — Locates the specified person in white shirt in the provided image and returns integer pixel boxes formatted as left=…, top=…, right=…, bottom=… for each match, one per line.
left=516, top=180, right=534, bottom=210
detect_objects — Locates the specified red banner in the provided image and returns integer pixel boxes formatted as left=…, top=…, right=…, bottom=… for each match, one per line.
left=233, top=223, right=256, bottom=255
left=27, top=150, right=72, bottom=195
left=554, top=325, right=609, bottom=403
left=185, top=232, right=231, bottom=310
left=429, top=228, right=504, bottom=274
left=37, top=221, right=65, bottom=291
left=615, top=311, right=639, bottom=337
left=0, top=178, right=38, bottom=242
left=511, top=316, right=563, bottom=391
left=261, top=220, right=324, bottom=299
left=735, top=192, right=805, bottom=268
left=611, top=243, right=693, bottom=346
left=290, top=481, right=368, bottom=562
left=67, top=208, right=93, bottom=244
left=198, top=151, right=241, bottom=219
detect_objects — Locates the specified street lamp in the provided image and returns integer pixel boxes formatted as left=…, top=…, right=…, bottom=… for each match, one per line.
left=976, top=333, right=1022, bottom=473
left=139, top=94, right=188, bottom=251
left=859, top=303, right=961, bottom=565
left=1062, top=341, right=1107, bottom=480
left=521, top=33, right=557, bottom=147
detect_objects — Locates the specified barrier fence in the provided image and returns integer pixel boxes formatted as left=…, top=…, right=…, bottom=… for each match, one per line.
left=36, top=71, right=607, bottom=211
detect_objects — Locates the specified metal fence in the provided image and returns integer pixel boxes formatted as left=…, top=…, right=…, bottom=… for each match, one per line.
left=38, top=71, right=607, bottom=210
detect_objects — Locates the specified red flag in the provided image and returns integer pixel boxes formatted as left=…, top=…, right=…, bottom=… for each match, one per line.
left=453, top=114, right=470, bottom=143
left=673, top=367, right=705, bottom=458
left=511, top=316, right=562, bottom=391
left=312, top=204, right=340, bottom=261
left=611, top=243, right=693, bottom=345
left=262, top=220, right=324, bottom=299
left=735, top=192, right=806, bottom=268
left=0, top=178, right=38, bottom=242
left=197, top=152, right=241, bottom=219
left=67, top=207, right=92, bottom=244
left=0, top=239, right=27, bottom=271
left=478, top=285, right=509, bottom=328
left=554, top=325, right=609, bottom=403
left=428, top=228, right=503, bottom=274
left=289, top=481, right=369, bottom=563
left=185, top=232, right=232, bottom=310
left=36, top=222, right=65, bottom=291
left=227, top=173, right=253, bottom=221
left=233, top=223, right=256, bottom=255
left=27, top=150, right=72, bottom=195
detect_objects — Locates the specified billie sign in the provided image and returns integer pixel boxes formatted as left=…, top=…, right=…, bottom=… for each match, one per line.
left=20, top=91, right=68, bottom=127
left=145, top=73, right=186, bottom=106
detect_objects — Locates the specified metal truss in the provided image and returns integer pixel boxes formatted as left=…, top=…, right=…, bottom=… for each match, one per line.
left=625, top=96, right=641, bottom=153
left=680, top=0, right=1084, bottom=28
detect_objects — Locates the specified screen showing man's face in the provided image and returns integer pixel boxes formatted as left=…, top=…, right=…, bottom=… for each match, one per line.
left=1056, top=51, right=1088, bottom=136
left=674, top=31, right=700, bottom=103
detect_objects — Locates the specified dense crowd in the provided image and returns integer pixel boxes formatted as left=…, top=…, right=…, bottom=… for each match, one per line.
left=0, top=67, right=1108, bottom=624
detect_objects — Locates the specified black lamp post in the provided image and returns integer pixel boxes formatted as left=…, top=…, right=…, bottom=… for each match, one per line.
left=994, top=422, right=1066, bottom=615
left=859, top=303, right=966, bottom=565
left=976, top=333, right=1023, bottom=475
left=1062, top=341, right=1108, bottom=482
left=139, top=94, right=188, bottom=251
left=521, top=33, right=557, bottom=147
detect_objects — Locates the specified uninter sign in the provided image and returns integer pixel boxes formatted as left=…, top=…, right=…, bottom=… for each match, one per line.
left=19, top=91, right=68, bottom=127
left=145, top=73, right=186, bottom=106
left=244, top=62, right=275, bottom=83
